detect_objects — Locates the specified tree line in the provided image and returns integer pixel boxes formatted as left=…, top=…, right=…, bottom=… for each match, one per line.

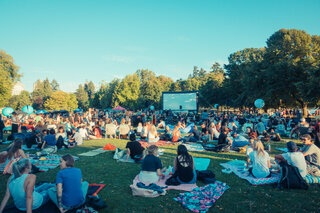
left=0, top=29, right=319, bottom=115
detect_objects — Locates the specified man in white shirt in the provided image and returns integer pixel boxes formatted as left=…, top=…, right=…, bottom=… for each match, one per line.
left=275, top=141, right=307, bottom=178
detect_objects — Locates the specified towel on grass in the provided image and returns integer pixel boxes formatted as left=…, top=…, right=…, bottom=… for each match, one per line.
left=220, top=161, right=279, bottom=185
left=174, top=181, right=229, bottom=213
left=194, top=157, right=210, bottom=171
left=185, top=143, right=206, bottom=152
left=79, top=148, right=108, bottom=156
left=131, top=174, right=197, bottom=192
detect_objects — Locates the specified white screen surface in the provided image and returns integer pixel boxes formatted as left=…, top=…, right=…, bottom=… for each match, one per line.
left=163, top=92, right=197, bottom=111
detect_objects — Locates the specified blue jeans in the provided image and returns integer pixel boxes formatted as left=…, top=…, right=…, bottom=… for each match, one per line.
left=48, top=181, right=89, bottom=210
left=35, top=183, right=56, bottom=206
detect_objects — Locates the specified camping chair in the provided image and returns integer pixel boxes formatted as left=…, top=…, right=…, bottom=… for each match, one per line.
left=105, top=124, right=116, bottom=139
left=118, top=124, right=130, bottom=139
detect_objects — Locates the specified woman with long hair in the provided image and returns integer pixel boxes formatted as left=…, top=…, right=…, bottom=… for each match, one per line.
left=174, top=145, right=196, bottom=184
left=0, top=159, right=54, bottom=212
left=248, top=140, right=271, bottom=178
left=0, top=139, right=27, bottom=174
left=147, top=125, right=159, bottom=143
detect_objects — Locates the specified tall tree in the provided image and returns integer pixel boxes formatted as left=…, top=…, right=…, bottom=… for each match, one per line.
left=51, top=79, right=60, bottom=92
left=114, top=73, right=141, bottom=109
left=75, top=84, right=89, bottom=110
left=264, top=29, right=320, bottom=116
left=0, top=51, right=21, bottom=106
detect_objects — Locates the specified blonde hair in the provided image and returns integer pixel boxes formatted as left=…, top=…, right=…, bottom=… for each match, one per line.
left=253, top=140, right=265, bottom=157
left=12, top=159, right=30, bottom=179
left=150, top=125, right=157, bottom=135
left=147, top=145, right=158, bottom=155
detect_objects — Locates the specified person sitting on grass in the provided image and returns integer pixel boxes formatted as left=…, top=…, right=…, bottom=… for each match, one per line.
left=139, top=145, right=165, bottom=184
left=300, top=134, right=320, bottom=176
left=246, top=127, right=257, bottom=139
left=140, top=122, right=148, bottom=140
left=126, top=134, right=145, bottom=162
left=231, top=132, right=249, bottom=149
left=275, top=141, right=307, bottom=178
left=156, top=119, right=166, bottom=129
left=49, top=154, right=88, bottom=213
left=41, top=128, right=57, bottom=153
left=269, top=128, right=281, bottom=141
left=147, top=125, right=159, bottom=143
left=247, top=140, right=271, bottom=178
left=186, top=125, right=201, bottom=142
left=88, top=124, right=102, bottom=140
left=0, top=139, right=28, bottom=174
left=218, top=126, right=233, bottom=148
left=136, top=122, right=143, bottom=136
left=172, top=125, right=182, bottom=143
left=0, top=159, right=54, bottom=212
left=68, top=128, right=83, bottom=147
left=173, top=145, right=197, bottom=184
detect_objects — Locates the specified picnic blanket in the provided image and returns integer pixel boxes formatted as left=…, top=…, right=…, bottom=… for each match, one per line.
left=168, top=123, right=194, bottom=133
left=174, top=181, right=229, bottom=213
left=220, top=161, right=280, bottom=185
left=305, top=175, right=320, bottom=184
left=79, top=148, right=108, bottom=156
left=29, top=154, right=79, bottom=172
left=138, top=140, right=175, bottom=148
left=185, top=143, right=206, bottom=152
left=275, top=147, right=288, bottom=152
left=131, top=174, right=197, bottom=192
left=194, top=157, right=210, bottom=171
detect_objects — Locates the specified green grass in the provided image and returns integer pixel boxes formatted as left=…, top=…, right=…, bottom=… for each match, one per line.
left=0, top=137, right=319, bottom=213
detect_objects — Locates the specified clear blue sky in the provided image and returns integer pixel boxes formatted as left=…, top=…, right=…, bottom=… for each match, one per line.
left=1, top=0, right=319, bottom=92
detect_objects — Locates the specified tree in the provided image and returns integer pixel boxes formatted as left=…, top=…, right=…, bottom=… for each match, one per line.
left=51, top=79, right=60, bottom=92
left=100, top=79, right=120, bottom=108
left=75, top=84, right=89, bottom=110
left=84, top=81, right=95, bottom=102
left=44, top=91, right=78, bottom=112
left=199, top=63, right=225, bottom=107
left=32, top=78, right=53, bottom=109
left=0, top=50, right=21, bottom=82
left=264, top=29, right=320, bottom=116
left=0, top=51, right=21, bottom=106
left=224, top=48, right=266, bottom=108
left=8, top=91, right=32, bottom=110
left=0, top=67, right=13, bottom=106
left=113, top=73, right=141, bottom=109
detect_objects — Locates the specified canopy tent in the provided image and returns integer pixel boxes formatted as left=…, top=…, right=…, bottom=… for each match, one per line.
left=112, top=106, right=126, bottom=111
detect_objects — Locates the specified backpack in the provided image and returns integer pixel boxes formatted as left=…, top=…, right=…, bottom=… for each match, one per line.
left=277, top=161, right=308, bottom=190
left=196, top=170, right=216, bottom=184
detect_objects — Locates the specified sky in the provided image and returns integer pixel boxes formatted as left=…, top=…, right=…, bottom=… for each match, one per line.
left=0, top=0, right=320, bottom=93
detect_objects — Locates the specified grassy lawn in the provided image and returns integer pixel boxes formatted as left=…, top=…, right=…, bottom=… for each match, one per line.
left=0, top=137, right=319, bottom=213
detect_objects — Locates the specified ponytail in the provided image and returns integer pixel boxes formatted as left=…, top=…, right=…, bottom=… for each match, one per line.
left=12, top=159, right=30, bottom=179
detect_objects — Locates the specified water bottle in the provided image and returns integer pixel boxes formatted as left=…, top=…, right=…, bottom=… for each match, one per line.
left=267, top=143, right=271, bottom=152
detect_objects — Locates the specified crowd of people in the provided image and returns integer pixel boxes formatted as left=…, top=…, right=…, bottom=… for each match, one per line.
left=0, top=108, right=320, bottom=212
